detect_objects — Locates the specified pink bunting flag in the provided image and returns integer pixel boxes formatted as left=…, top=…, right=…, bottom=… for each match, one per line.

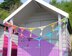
left=20, top=27, right=25, bottom=32
left=20, top=33, right=24, bottom=38
left=4, top=27, right=6, bottom=31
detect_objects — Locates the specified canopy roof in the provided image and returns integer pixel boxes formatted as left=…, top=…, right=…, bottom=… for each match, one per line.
left=3, top=0, right=69, bottom=24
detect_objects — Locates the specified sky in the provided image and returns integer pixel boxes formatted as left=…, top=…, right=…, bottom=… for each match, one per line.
left=0, top=0, right=27, bottom=3
left=0, top=0, right=70, bottom=3
left=0, top=0, right=4, bottom=3
left=0, top=0, right=61, bottom=3
left=21, top=0, right=62, bottom=3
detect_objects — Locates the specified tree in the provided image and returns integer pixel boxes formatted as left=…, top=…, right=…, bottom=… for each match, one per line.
left=0, top=8, right=9, bottom=20
left=0, top=0, right=22, bottom=20
left=50, top=0, right=72, bottom=33
left=50, top=0, right=57, bottom=5
left=50, top=0, right=72, bottom=29
left=4, top=0, right=21, bottom=4
left=0, top=0, right=22, bottom=11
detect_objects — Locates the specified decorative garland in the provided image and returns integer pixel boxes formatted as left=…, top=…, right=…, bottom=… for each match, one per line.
left=4, top=18, right=67, bottom=31
left=4, top=18, right=67, bottom=38
left=4, top=18, right=67, bottom=47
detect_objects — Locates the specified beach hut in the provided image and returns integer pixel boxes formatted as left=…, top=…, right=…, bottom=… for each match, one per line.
left=3, top=0, right=70, bottom=56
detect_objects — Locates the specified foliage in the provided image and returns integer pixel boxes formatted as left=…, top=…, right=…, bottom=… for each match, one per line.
left=0, top=0, right=22, bottom=20
left=50, top=0, right=57, bottom=5
left=0, top=1, right=10, bottom=11
left=0, top=0, right=72, bottom=27
left=0, top=0, right=22, bottom=11
left=0, top=8, right=9, bottom=20
left=50, top=0, right=72, bottom=28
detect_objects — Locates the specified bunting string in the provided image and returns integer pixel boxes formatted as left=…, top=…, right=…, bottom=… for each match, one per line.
left=4, top=18, right=67, bottom=48
left=4, top=18, right=66, bottom=30
left=4, top=18, right=67, bottom=37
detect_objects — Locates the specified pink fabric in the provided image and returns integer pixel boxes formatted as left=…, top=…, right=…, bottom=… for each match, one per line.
left=17, top=29, right=59, bottom=56
left=3, top=35, right=17, bottom=56
left=3, top=35, right=8, bottom=56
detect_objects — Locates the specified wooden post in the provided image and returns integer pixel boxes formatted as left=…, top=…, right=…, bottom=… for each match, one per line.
left=58, top=14, right=62, bottom=56
left=7, top=19, right=13, bottom=56
left=65, top=18, right=69, bottom=56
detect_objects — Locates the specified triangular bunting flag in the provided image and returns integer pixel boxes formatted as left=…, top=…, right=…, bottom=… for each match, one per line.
left=4, top=27, right=6, bottom=31
left=34, top=37, right=42, bottom=47
left=20, top=33, right=24, bottom=38
left=61, top=18, right=67, bottom=24
left=54, top=26, right=60, bottom=31
left=19, top=27, right=25, bottom=32
left=12, top=25, right=17, bottom=30
left=34, top=37, right=42, bottom=41
left=45, top=32, right=53, bottom=38
left=49, top=22, right=57, bottom=28
left=28, top=28, right=36, bottom=32
left=38, top=26, right=46, bottom=30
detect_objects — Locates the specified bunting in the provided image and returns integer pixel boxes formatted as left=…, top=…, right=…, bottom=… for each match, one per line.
left=61, top=18, right=66, bottom=23
left=4, top=27, right=6, bottom=31
left=28, top=28, right=36, bottom=32
left=5, top=19, right=64, bottom=27
left=19, top=33, right=24, bottom=38
left=4, top=18, right=68, bottom=55
left=34, top=37, right=42, bottom=47
left=19, top=27, right=25, bottom=32
left=54, top=25, right=60, bottom=31
left=49, top=22, right=57, bottom=31
left=38, top=26, right=46, bottom=30
left=4, top=18, right=67, bottom=37
left=45, top=32, right=53, bottom=38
